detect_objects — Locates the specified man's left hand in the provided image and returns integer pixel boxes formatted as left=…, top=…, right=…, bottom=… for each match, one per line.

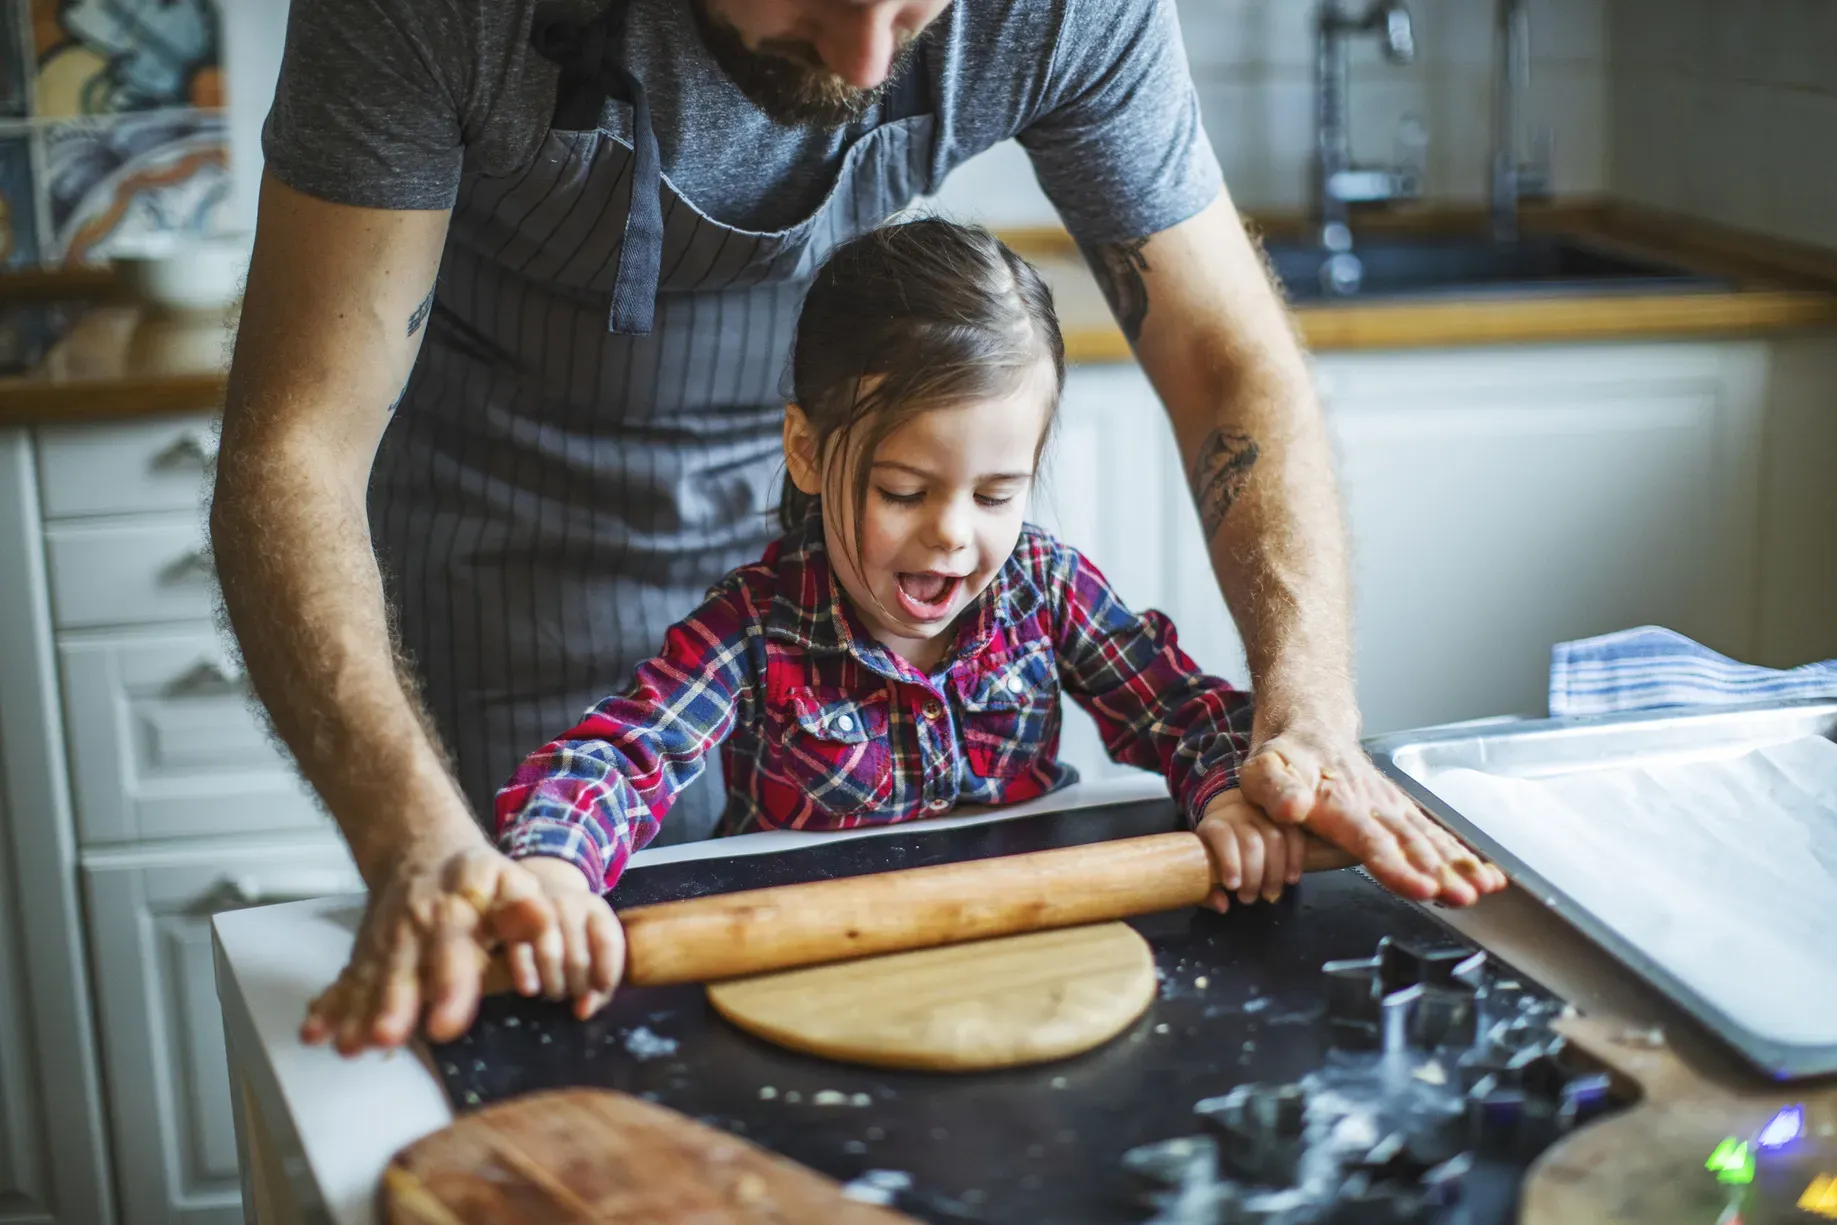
left=1239, top=724, right=1507, bottom=906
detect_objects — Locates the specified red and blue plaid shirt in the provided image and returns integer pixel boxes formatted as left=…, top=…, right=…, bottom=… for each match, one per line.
left=495, top=513, right=1255, bottom=893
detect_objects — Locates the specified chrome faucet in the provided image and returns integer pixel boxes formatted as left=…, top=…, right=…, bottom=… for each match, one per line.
left=1490, top=0, right=1551, bottom=242
left=1315, top=0, right=1421, bottom=291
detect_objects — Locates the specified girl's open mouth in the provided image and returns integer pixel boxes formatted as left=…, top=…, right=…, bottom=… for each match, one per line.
left=894, top=571, right=964, bottom=621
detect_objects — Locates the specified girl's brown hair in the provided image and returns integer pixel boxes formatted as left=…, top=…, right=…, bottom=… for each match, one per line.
left=780, top=218, right=1066, bottom=564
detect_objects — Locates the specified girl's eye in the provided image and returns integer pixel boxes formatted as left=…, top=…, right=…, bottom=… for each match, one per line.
left=975, top=494, right=1015, bottom=508
left=876, top=487, right=924, bottom=506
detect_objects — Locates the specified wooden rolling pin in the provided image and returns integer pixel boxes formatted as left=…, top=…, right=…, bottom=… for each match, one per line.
left=491, top=831, right=1356, bottom=989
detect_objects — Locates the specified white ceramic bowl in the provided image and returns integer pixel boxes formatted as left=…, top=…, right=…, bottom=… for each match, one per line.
left=110, top=232, right=253, bottom=313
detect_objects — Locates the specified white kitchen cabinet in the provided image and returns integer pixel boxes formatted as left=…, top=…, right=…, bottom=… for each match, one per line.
left=60, top=631, right=329, bottom=846
left=84, top=839, right=361, bottom=1225
left=0, top=769, right=51, bottom=1225
left=1317, top=340, right=1770, bottom=733
left=0, top=430, right=118, bottom=1225
left=1044, top=337, right=1789, bottom=780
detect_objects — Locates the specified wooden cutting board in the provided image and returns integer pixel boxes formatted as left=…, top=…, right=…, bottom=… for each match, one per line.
left=383, top=1088, right=917, bottom=1225
left=705, top=922, right=1159, bottom=1071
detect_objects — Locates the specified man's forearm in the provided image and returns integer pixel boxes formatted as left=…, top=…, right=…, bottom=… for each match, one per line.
left=1188, top=355, right=1358, bottom=741
left=1082, top=198, right=1359, bottom=741
left=211, top=432, right=482, bottom=885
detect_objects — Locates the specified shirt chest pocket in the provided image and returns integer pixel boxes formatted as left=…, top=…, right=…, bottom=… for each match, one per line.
left=954, top=646, right=1060, bottom=779
left=773, top=689, right=895, bottom=820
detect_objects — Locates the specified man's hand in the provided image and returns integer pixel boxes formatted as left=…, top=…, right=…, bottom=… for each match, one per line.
left=505, top=857, right=627, bottom=1021
left=1195, top=789, right=1305, bottom=910
left=1240, top=724, right=1506, bottom=906
left=300, top=841, right=556, bottom=1054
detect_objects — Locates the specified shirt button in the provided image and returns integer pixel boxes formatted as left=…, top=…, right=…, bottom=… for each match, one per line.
left=928, top=798, right=950, bottom=812
left=1005, top=674, right=1026, bottom=694
left=924, top=700, right=942, bottom=718
left=833, top=714, right=854, bottom=732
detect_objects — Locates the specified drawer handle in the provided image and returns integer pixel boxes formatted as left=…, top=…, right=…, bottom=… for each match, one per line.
left=170, top=655, right=244, bottom=693
left=161, top=549, right=217, bottom=584
left=157, top=429, right=220, bottom=472
left=201, top=872, right=358, bottom=914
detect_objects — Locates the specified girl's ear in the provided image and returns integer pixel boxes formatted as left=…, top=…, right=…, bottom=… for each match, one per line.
left=783, top=404, right=823, bottom=496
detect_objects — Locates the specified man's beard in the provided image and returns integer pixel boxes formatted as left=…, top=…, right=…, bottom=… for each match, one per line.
left=689, top=0, right=923, bottom=128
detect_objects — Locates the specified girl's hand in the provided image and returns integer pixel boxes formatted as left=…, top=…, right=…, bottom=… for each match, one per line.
left=505, top=857, right=626, bottom=1020
left=1195, top=789, right=1306, bottom=911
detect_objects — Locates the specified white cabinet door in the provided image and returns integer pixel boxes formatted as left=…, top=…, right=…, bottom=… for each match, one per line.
left=84, top=840, right=361, bottom=1225
left=60, top=630, right=328, bottom=845
left=1316, top=341, right=1769, bottom=734
left=0, top=774, right=52, bottom=1225
left=1031, top=365, right=1248, bottom=785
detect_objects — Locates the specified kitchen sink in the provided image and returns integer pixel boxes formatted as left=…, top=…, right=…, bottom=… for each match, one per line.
left=1263, top=235, right=1732, bottom=302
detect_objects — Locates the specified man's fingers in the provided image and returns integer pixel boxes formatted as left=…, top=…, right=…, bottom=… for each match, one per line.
left=1239, top=741, right=1322, bottom=826
left=368, top=924, right=424, bottom=1048
left=423, top=897, right=486, bottom=1043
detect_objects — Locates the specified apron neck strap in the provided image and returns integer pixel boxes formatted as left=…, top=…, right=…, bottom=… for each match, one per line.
left=532, top=1, right=662, bottom=335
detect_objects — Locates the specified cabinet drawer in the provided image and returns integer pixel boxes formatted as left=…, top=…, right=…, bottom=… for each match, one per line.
left=37, top=414, right=219, bottom=520
left=61, top=632, right=328, bottom=845
left=84, top=839, right=360, bottom=1225
left=44, top=517, right=216, bottom=629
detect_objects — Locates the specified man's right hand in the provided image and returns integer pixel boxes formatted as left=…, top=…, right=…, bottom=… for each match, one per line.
left=300, top=841, right=555, bottom=1054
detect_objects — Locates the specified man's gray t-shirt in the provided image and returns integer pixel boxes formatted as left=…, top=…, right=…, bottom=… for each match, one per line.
left=263, top=0, right=1223, bottom=245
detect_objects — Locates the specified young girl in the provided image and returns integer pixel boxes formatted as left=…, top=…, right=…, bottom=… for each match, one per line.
left=493, top=219, right=1320, bottom=1015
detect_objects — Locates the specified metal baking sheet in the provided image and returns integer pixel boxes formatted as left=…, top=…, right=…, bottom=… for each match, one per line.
left=1369, top=698, right=1837, bottom=1079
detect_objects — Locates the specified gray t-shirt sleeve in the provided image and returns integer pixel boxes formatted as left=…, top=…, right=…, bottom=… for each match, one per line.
left=261, top=0, right=476, bottom=210
left=1017, top=0, right=1223, bottom=247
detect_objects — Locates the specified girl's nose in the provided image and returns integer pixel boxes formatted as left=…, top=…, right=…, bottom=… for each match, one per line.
left=926, top=496, right=974, bottom=554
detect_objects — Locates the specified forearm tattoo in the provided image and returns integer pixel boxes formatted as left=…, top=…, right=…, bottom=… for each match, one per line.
left=1191, top=429, right=1261, bottom=541
left=1081, top=237, right=1152, bottom=344
left=407, top=286, right=434, bottom=337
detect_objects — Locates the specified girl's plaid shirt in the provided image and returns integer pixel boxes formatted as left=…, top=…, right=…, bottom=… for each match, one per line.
left=496, top=515, right=1254, bottom=893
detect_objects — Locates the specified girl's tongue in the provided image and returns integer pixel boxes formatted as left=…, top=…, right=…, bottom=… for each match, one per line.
left=895, top=571, right=960, bottom=617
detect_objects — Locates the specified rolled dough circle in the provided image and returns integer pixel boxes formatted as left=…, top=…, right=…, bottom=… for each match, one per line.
left=705, top=922, right=1157, bottom=1071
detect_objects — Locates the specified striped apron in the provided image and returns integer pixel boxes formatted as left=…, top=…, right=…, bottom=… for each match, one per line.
left=370, top=3, right=937, bottom=842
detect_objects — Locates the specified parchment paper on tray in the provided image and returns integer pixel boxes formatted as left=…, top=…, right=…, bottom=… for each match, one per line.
left=1425, top=735, right=1837, bottom=1050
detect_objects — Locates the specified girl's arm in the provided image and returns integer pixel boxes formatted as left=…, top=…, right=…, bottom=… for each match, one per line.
left=494, top=579, right=763, bottom=892
left=1043, top=537, right=1251, bottom=824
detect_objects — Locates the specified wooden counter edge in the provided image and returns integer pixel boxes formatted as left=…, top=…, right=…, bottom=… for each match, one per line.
left=1060, top=288, right=1837, bottom=362
left=0, top=372, right=226, bottom=428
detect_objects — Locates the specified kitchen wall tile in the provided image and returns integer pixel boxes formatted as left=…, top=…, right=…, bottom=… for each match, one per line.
left=0, top=130, right=38, bottom=265
left=0, top=4, right=28, bottom=118
left=1177, top=0, right=1316, bottom=74
left=42, top=109, right=231, bottom=264
left=1197, top=75, right=1318, bottom=210
left=31, top=0, right=223, bottom=118
left=1609, top=0, right=1709, bottom=76
left=1606, top=68, right=1687, bottom=213
left=1527, top=0, right=1608, bottom=65
left=1410, top=0, right=1497, bottom=72
left=1765, top=91, right=1837, bottom=251
left=1525, top=62, right=1609, bottom=194
left=1424, top=69, right=1494, bottom=201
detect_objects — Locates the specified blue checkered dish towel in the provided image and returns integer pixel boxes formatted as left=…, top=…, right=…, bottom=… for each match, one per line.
left=1548, top=626, right=1837, bottom=717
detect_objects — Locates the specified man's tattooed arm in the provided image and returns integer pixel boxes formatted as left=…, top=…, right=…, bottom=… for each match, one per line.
left=407, top=286, right=434, bottom=337
left=1079, top=236, right=1152, bottom=344
left=1191, top=429, right=1261, bottom=541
